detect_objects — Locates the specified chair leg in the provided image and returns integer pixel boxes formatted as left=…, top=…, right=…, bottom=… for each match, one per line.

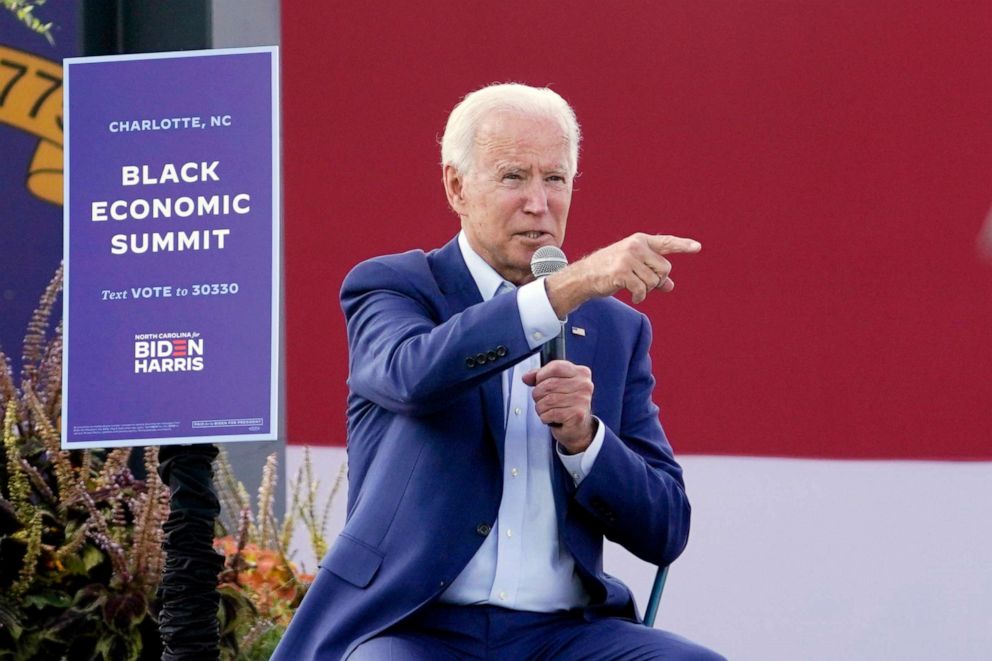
left=643, top=565, right=669, bottom=627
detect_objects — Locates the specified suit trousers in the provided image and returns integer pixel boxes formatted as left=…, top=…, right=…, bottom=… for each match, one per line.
left=347, top=603, right=725, bottom=661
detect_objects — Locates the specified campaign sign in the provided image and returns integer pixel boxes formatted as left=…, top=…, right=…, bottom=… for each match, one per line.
left=62, top=47, right=280, bottom=448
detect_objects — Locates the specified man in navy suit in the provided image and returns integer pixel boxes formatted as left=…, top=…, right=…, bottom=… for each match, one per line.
left=273, top=84, right=723, bottom=660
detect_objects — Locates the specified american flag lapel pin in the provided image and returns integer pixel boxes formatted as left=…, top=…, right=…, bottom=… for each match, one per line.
left=571, top=326, right=586, bottom=337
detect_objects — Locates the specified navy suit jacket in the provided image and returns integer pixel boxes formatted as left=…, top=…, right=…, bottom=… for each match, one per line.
left=272, top=237, right=691, bottom=660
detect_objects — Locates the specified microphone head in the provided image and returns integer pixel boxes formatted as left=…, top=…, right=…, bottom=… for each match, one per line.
left=530, top=246, right=568, bottom=278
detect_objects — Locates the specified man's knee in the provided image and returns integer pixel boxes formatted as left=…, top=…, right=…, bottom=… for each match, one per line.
left=555, top=615, right=722, bottom=661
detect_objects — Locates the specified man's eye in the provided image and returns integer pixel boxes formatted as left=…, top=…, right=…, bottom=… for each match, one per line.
left=503, top=173, right=522, bottom=181
left=547, top=175, right=566, bottom=183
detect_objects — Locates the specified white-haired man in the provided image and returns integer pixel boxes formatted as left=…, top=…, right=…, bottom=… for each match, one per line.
left=273, top=83, right=723, bottom=660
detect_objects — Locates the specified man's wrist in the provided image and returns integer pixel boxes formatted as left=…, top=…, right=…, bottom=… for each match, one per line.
left=544, top=267, right=587, bottom=319
left=555, top=417, right=598, bottom=454
left=555, top=417, right=606, bottom=485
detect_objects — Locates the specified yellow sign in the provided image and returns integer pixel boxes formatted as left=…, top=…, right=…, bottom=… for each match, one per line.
left=0, top=44, right=62, bottom=205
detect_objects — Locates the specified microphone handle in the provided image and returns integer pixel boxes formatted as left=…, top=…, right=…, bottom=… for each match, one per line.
left=540, top=326, right=566, bottom=429
left=540, top=325, right=566, bottom=366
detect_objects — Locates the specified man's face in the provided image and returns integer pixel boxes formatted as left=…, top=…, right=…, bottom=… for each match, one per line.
left=445, top=111, right=573, bottom=285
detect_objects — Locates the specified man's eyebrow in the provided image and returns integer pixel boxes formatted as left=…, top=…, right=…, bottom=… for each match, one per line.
left=492, top=161, right=568, bottom=176
left=494, top=161, right=525, bottom=173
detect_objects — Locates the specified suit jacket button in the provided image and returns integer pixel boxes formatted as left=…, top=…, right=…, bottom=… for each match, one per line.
left=476, top=523, right=492, bottom=536
left=465, top=356, right=476, bottom=368
left=487, top=350, right=498, bottom=362
left=476, top=352, right=488, bottom=364
left=496, top=345, right=508, bottom=357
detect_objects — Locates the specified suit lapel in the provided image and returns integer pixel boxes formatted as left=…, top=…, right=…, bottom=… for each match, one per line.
left=431, top=237, right=481, bottom=312
left=429, top=238, right=507, bottom=463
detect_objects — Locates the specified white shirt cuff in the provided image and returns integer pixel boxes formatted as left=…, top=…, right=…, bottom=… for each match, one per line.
left=517, top=279, right=563, bottom=350
left=556, top=416, right=606, bottom=485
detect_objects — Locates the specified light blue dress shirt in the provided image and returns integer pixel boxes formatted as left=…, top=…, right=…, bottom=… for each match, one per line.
left=439, top=232, right=605, bottom=612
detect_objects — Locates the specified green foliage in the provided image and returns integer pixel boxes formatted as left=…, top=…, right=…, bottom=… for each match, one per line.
left=213, top=448, right=345, bottom=660
left=2, top=0, right=54, bottom=45
left=0, top=266, right=164, bottom=659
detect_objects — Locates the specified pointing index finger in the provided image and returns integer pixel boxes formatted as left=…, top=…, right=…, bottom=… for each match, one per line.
left=646, top=234, right=702, bottom=255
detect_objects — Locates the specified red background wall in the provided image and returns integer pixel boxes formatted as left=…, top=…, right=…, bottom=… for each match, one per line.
left=282, top=1, right=992, bottom=459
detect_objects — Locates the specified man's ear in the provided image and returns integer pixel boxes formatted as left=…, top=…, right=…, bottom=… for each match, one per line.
left=443, top=164, right=468, bottom=214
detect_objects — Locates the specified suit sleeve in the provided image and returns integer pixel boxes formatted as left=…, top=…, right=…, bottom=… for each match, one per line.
left=571, top=313, right=692, bottom=567
left=340, top=256, right=537, bottom=416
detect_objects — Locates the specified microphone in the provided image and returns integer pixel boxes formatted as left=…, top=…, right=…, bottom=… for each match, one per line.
left=530, top=246, right=568, bottom=366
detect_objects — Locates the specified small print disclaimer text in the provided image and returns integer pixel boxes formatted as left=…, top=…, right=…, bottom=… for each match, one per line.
left=72, top=421, right=181, bottom=436
left=191, top=418, right=263, bottom=429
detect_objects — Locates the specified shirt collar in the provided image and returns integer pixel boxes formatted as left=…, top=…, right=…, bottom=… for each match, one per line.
left=458, top=230, right=510, bottom=301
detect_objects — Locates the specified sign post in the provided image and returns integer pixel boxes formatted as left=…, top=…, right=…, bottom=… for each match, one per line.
left=63, top=47, right=280, bottom=659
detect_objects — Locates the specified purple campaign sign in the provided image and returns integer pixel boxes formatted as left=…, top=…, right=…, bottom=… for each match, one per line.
left=62, top=47, right=280, bottom=448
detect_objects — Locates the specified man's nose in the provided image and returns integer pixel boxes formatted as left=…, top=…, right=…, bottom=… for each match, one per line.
left=522, top=179, right=549, bottom=214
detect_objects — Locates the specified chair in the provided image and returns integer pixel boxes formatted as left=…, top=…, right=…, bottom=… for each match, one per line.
left=643, top=565, right=669, bottom=627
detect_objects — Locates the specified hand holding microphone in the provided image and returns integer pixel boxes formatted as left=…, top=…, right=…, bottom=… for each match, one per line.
left=528, top=246, right=589, bottom=443
left=521, top=361, right=596, bottom=453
